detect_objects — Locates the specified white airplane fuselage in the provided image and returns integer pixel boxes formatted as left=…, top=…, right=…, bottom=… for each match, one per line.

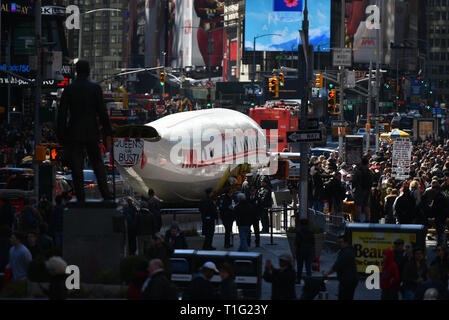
left=116, top=108, right=269, bottom=204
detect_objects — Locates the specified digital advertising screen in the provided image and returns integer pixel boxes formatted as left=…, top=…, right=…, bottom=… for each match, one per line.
left=244, top=0, right=330, bottom=52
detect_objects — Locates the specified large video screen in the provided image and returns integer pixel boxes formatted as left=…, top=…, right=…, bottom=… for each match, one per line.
left=244, top=0, right=330, bottom=52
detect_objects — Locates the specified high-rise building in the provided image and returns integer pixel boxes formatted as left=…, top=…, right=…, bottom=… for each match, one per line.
left=66, top=0, right=127, bottom=85
left=426, top=0, right=449, bottom=102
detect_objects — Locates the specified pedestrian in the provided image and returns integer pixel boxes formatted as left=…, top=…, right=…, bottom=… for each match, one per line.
left=37, top=223, right=54, bottom=254
left=49, top=195, right=65, bottom=250
left=384, top=189, right=398, bottom=224
left=0, top=225, right=11, bottom=273
left=234, top=193, right=254, bottom=252
left=351, top=156, right=373, bottom=222
left=39, top=256, right=68, bottom=300
left=145, top=233, right=174, bottom=278
left=427, top=180, right=448, bottom=246
left=56, top=59, right=113, bottom=203
left=323, top=171, right=346, bottom=215
left=392, top=238, right=406, bottom=283
left=199, top=188, right=218, bottom=250
left=323, top=234, right=359, bottom=300
left=380, top=249, right=400, bottom=300
left=185, top=261, right=219, bottom=300
left=219, top=262, right=238, bottom=300
left=0, top=200, right=14, bottom=229
left=25, top=232, right=43, bottom=259
left=142, top=258, right=178, bottom=300
left=393, top=182, right=416, bottom=224
left=135, top=206, right=156, bottom=255
left=164, top=222, right=188, bottom=249
left=127, top=259, right=148, bottom=300
left=6, top=232, right=32, bottom=283
left=256, top=179, right=272, bottom=233
left=241, top=173, right=254, bottom=199
left=219, top=188, right=235, bottom=249
left=402, top=247, right=428, bottom=300
left=414, top=265, right=449, bottom=300
left=247, top=186, right=261, bottom=248
left=369, top=186, right=383, bottom=223
left=310, top=162, right=325, bottom=212
left=295, top=219, right=314, bottom=284
left=430, top=246, right=449, bottom=289
left=123, top=197, right=138, bottom=255
left=263, top=254, right=296, bottom=300
left=18, top=198, right=42, bottom=235
left=144, top=189, right=162, bottom=233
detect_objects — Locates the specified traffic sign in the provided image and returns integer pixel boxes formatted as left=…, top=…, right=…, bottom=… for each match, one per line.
left=155, top=104, right=166, bottom=115
left=206, top=80, right=214, bottom=89
left=287, top=130, right=322, bottom=143
left=332, top=120, right=350, bottom=128
left=332, top=48, right=352, bottom=67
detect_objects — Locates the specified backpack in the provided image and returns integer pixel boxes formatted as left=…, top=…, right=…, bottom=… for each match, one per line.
left=24, top=207, right=38, bottom=229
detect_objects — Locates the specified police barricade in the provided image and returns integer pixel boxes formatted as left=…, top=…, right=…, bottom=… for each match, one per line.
left=344, top=223, right=426, bottom=273
left=170, top=249, right=196, bottom=291
left=170, top=250, right=262, bottom=300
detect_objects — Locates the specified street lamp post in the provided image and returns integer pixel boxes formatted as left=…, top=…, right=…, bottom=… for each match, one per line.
left=252, top=34, right=281, bottom=94
left=77, top=8, right=122, bottom=59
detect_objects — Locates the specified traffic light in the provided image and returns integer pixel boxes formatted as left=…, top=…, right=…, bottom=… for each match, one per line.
left=315, top=74, right=323, bottom=88
left=278, top=72, right=285, bottom=87
left=160, top=72, right=166, bottom=86
left=269, top=76, right=279, bottom=97
left=385, top=79, right=391, bottom=89
left=206, top=93, right=211, bottom=107
left=329, top=83, right=334, bottom=89
left=328, top=89, right=336, bottom=114
left=250, top=94, right=256, bottom=107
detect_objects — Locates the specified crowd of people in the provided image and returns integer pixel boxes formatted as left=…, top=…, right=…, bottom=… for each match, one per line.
left=308, top=138, right=449, bottom=247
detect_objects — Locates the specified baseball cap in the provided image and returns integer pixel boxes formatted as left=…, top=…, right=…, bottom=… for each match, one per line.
left=201, top=261, right=219, bottom=273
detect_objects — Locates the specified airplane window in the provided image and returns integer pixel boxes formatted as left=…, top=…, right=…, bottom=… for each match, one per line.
left=210, top=149, right=214, bottom=158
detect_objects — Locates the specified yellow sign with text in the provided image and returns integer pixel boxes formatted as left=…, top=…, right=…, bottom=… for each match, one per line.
left=352, top=231, right=417, bottom=272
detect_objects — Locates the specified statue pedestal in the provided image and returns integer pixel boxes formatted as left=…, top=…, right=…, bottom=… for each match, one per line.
left=63, top=200, right=123, bottom=283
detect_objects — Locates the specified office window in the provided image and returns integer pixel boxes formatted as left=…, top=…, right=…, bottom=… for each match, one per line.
left=443, top=12, right=447, bottom=20
left=95, top=22, right=102, bottom=30
left=435, top=38, right=441, bottom=46
left=442, top=26, right=447, bottom=33
left=444, top=0, right=448, bottom=6
left=446, top=65, right=449, bottom=73
left=436, top=25, right=441, bottom=33
left=83, top=50, right=90, bottom=57
left=440, top=65, right=445, bottom=74
left=95, top=49, right=101, bottom=56
left=442, top=39, right=447, bottom=46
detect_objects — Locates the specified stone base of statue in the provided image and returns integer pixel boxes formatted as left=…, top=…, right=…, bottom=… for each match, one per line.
left=63, top=200, right=123, bottom=283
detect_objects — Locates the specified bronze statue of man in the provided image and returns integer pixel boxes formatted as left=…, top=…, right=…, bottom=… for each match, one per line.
left=56, top=60, right=113, bottom=203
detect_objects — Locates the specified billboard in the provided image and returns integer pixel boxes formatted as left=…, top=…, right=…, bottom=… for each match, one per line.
left=344, top=0, right=419, bottom=64
left=168, top=0, right=224, bottom=68
left=244, top=0, right=330, bottom=52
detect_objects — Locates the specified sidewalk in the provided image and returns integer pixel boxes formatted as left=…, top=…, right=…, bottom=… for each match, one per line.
left=210, top=231, right=382, bottom=300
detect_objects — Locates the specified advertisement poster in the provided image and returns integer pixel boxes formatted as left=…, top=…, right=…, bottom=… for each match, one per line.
left=345, top=135, right=364, bottom=166
left=418, top=121, right=434, bottom=141
left=352, top=231, right=417, bottom=272
left=344, top=0, right=418, bottom=64
left=168, top=0, right=224, bottom=68
left=392, top=138, right=412, bottom=180
left=244, top=0, right=330, bottom=52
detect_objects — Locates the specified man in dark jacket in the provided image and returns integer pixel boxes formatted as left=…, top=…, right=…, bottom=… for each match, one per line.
left=219, top=188, right=235, bottom=248
left=295, top=219, right=315, bottom=283
left=144, top=189, right=162, bottom=233
left=393, top=183, right=416, bottom=224
left=56, top=59, right=113, bottom=202
left=323, top=234, right=359, bottom=300
left=427, top=180, right=449, bottom=246
left=185, top=261, right=219, bottom=300
left=393, top=238, right=407, bottom=283
left=247, top=186, right=260, bottom=248
left=199, top=188, right=218, bottom=250
left=263, top=254, right=296, bottom=300
left=351, top=157, right=373, bottom=222
left=257, top=179, right=272, bottom=233
left=234, top=193, right=255, bottom=252
left=311, top=162, right=325, bottom=212
left=414, top=265, right=449, bottom=300
left=142, top=259, right=178, bottom=300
